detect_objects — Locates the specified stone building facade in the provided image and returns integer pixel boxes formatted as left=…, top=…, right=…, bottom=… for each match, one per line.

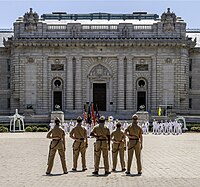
left=0, top=8, right=200, bottom=119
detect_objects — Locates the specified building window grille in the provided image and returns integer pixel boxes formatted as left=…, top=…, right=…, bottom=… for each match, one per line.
left=7, top=59, right=11, bottom=72
left=7, top=77, right=10, bottom=89
left=7, top=98, right=10, bottom=109
left=189, top=98, right=192, bottom=109
left=189, top=59, right=192, bottom=71
left=189, top=77, right=192, bottom=89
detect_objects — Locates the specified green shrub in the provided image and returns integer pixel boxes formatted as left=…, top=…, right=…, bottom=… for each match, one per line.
left=0, top=126, right=9, bottom=133
left=190, top=127, right=200, bottom=132
left=37, top=127, right=48, bottom=132
left=25, top=126, right=33, bottom=132
left=32, top=126, right=38, bottom=132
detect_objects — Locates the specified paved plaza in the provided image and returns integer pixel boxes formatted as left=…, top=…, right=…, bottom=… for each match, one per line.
left=0, top=132, right=200, bottom=187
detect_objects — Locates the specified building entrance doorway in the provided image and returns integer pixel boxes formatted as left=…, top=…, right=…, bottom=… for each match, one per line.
left=137, top=91, right=146, bottom=111
left=53, top=91, right=62, bottom=110
left=93, top=83, right=106, bottom=111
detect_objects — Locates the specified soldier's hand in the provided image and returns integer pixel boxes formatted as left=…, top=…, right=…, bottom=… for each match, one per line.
left=108, top=146, right=110, bottom=151
left=124, top=147, right=126, bottom=151
left=86, top=143, right=88, bottom=148
left=141, top=144, right=143, bottom=150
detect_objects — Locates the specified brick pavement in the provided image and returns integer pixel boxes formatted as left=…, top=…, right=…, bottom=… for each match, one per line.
left=0, top=132, right=200, bottom=187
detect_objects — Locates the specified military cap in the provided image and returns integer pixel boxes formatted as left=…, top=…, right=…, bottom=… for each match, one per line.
left=116, top=121, right=122, bottom=128
left=99, top=116, right=106, bottom=122
left=77, top=116, right=83, bottom=122
left=132, top=114, right=138, bottom=120
left=54, top=117, right=61, bottom=124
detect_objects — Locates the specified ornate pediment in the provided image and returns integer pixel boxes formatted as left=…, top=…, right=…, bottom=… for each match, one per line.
left=88, top=64, right=111, bottom=78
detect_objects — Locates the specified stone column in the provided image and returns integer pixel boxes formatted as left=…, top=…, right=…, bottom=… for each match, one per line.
left=126, top=56, right=133, bottom=110
left=117, top=56, right=124, bottom=110
left=66, top=56, right=73, bottom=110
left=151, top=55, right=158, bottom=114
left=75, top=56, right=82, bottom=110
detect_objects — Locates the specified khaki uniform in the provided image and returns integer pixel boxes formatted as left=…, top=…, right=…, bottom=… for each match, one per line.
left=46, top=125, right=67, bottom=173
left=91, top=124, right=110, bottom=172
left=70, top=125, right=87, bottom=169
left=125, top=123, right=142, bottom=173
left=111, top=129, right=126, bottom=170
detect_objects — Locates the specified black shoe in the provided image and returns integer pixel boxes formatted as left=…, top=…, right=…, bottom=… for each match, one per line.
left=72, top=168, right=77, bottom=171
left=112, top=169, right=116, bottom=172
left=46, top=172, right=50, bottom=175
left=105, top=171, right=111, bottom=175
left=122, top=168, right=126, bottom=172
left=92, top=171, right=98, bottom=175
left=63, top=171, right=68, bottom=174
left=138, top=171, right=142, bottom=175
left=125, top=171, right=130, bottom=175
left=82, top=168, right=87, bottom=171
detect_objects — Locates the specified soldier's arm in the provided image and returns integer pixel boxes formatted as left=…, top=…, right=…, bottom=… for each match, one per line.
left=62, top=132, right=66, bottom=151
left=139, top=128, right=143, bottom=150
left=90, top=127, right=97, bottom=138
left=46, top=130, right=53, bottom=139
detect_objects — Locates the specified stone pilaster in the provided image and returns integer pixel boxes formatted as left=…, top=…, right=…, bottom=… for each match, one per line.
left=66, top=56, right=73, bottom=110
left=75, top=56, right=82, bottom=110
left=117, top=56, right=124, bottom=110
left=126, top=57, right=133, bottom=110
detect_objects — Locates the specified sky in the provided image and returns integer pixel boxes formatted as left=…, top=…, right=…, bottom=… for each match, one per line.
left=0, top=0, right=200, bottom=29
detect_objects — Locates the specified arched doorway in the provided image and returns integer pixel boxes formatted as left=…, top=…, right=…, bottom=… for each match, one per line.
left=52, top=78, right=63, bottom=111
left=136, top=78, right=147, bottom=111
left=88, top=64, right=112, bottom=111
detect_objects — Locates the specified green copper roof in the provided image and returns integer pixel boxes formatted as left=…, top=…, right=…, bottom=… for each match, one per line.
left=41, top=12, right=159, bottom=21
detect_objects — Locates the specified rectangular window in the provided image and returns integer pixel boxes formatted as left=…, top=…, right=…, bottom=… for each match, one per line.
left=51, top=64, right=64, bottom=71
left=189, top=98, right=192, bottom=109
left=136, top=64, right=148, bottom=71
left=189, top=77, right=192, bottom=89
left=7, top=98, right=10, bottom=109
left=7, top=59, right=11, bottom=72
left=189, top=59, right=192, bottom=71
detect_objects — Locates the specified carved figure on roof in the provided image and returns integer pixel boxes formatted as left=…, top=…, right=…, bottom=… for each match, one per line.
left=161, top=8, right=176, bottom=32
left=23, top=8, right=39, bottom=31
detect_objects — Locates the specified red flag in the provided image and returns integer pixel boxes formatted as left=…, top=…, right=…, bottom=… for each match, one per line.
left=92, top=103, right=96, bottom=126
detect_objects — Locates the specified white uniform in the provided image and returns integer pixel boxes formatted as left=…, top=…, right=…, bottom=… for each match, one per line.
left=63, top=122, right=69, bottom=133
left=168, top=120, right=173, bottom=134
left=163, top=120, right=169, bottom=135
left=123, top=121, right=129, bottom=130
left=145, top=121, right=150, bottom=134
left=49, top=122, right=55, bottom=129
left=152, top=119, right=158, bottom=135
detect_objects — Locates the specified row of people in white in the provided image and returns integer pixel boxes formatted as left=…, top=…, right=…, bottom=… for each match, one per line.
left=152, top=119, right=182, bottom=135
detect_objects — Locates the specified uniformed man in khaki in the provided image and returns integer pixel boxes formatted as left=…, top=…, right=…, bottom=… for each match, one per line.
left=46, top=117, right=68, bottom=175
left=111, top=121, right=126, bottom=172
left=124, top=114, right=143, bottom=175
left=69, top=116, right=88, bottom=171
left=90, top=116, right=111, bottom=175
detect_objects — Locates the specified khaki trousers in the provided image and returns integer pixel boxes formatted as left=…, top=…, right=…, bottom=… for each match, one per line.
left=94, top=141, right=109, bottom=172
left=112, top=143, right=125, bottom=170
left=127, top=140, right=142, bottom=172
left=47, top=141, right=67, bottom=173
left=73, top=141, right=86, bottom=169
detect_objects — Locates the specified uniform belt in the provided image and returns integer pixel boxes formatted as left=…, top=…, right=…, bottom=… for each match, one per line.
left=129, top=138, right=139, bottom=140
left=96, top=139, right=107, bottom=141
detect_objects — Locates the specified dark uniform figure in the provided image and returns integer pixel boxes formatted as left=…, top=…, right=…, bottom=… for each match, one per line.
left=69, top=116, right=88, bottom=171
left=124, top=114, right=143, bottom=175
left=90, top=116, right=111, bottom=175
left=46, top=117, right=68, bottom=175
left=111, top=122, right=126, bottom=172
